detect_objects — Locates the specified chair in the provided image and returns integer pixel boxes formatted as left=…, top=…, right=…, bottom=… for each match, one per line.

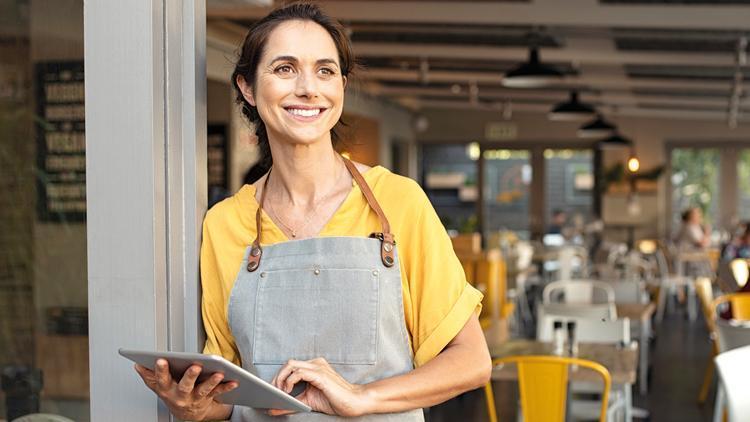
left=695, top=277, right=720, bottom=404
left=713, top=320, right=750, bottom=422
left=654, top=248, right=697, bottom=322
left=712, top=292, right=750, bottom=321
left=458, top=249, right=515, bottom=331
left=543, top=279, right=615, bottom=305
left=539, top=303, right=618, bottom=321
left=484, top=355, right=611, bottom=422
left=606, top=280, right=648, bottom=305
left=715, top=345, right=750, bottom=422
left=536, top=315, right=631, bottom=422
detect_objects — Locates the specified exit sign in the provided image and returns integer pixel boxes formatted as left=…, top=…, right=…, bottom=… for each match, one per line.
left=485, top=122, right=518, bottom=140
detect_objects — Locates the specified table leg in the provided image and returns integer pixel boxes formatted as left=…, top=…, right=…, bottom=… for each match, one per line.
left=624, top=383, right=633, bottom=422
left=639, top=316, right=650, bottom=395
left=687, top=282, right=697, bottom=322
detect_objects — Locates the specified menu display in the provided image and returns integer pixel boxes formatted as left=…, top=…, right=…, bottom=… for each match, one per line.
left=35, top=61, right=86, bottom=221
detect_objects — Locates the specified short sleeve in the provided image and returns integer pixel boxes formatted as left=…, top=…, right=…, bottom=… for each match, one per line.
left=200, top=217, right=241, bottom=365
left=400, top=190, right=483, bottom=367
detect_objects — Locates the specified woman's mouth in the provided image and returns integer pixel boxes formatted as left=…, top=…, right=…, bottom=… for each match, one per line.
left=285, top=107, right=326, bottom=121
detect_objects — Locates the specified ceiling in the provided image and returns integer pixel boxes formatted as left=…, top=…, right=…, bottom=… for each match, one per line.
left=206, top=0, right=750, bottom=124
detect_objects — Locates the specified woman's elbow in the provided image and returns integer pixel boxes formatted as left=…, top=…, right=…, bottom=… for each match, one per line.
left=474, top=353, right=493, bottom=388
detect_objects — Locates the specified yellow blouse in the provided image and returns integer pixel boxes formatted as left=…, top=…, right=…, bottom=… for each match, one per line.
left=201, top=166, right=482, bottom=367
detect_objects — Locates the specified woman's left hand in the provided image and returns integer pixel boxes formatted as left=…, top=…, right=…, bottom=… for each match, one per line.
left=268, top=358, right=372, bottom=417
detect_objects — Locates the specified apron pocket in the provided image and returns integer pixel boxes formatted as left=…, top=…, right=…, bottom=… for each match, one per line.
left=253, top=268, right=379, bottom=365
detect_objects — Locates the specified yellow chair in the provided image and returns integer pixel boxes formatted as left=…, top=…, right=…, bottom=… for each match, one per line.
left=695, top=277, right=719, bottom=404
left=484, top=355, right=611, bottom=422
left=458, top=249, right=515, bottom=330
left=712, top=292, right=750, bottom=321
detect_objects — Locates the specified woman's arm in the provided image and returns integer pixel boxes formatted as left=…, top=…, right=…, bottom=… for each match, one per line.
left=269, top=313, right=491, bottom=416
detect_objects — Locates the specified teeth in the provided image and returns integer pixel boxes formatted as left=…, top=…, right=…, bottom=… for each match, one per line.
left=288, top=108, right=321, bottom=117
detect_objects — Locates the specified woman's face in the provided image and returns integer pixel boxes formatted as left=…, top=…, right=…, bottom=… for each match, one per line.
left=240, top=20, right=346, bottom=147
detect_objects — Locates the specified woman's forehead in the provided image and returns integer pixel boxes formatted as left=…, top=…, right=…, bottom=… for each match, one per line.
left=262, top=20, right=339, bottom=64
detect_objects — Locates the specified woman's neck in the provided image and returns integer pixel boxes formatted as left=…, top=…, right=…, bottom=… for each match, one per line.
left=265, top=138, right=348, bottom=207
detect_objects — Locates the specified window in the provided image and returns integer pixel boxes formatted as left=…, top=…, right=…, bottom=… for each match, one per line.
left=670, top=148, right=720, bottom=229
left=483, top=149, right=532, bottom=238
left=0, top=1, right=89, bottom=420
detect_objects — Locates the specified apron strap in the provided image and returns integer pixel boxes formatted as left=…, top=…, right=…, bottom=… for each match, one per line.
left=247, top=155, right=395, bottom=272
left=342, top=158, right=396, bottom=268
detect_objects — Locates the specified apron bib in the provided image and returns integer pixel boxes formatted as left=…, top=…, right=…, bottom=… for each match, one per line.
left=227, top=158, right=424, bottom=421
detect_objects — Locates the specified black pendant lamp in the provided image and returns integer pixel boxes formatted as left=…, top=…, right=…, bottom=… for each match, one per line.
left=597, top=132, right=633, bottom=150
left=548, top=91, right=596, bottom=121
left=502, top=47, right=563, bottom=88
left=577, top=115, right=616, bottom=139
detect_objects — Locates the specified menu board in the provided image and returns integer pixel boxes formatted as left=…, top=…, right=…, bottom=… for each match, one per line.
left=35, top=61, right=86, bottom=222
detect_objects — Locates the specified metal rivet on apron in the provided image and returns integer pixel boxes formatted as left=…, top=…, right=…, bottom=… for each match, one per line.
left=385, top=256, right=394, bottom=265
left=250, top=247, right=261, bottom=257
left=314, top=269, right=321, bottom=275
left=260, top=272, right=266, bottom=278
left=372, top=270, right=379, bottom=276
left=247, top=261, right=258, bottom=271
left=384, top=243, right=393, bottom=253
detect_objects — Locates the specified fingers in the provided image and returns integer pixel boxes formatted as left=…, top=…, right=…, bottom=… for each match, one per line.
left=176, top=365, right=203, bottom=397
left=207, top=380, right=239, bottom=400
left=267, top=408, right=296, bottom=417
left=194, top=372, right=224, bottom=398
left=273, top=359, right=315, bottom=390
left=155, top=359, right=174, bottom=391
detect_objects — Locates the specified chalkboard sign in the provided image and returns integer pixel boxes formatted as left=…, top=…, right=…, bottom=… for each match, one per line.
left=35, top=61, right=86, bottom=222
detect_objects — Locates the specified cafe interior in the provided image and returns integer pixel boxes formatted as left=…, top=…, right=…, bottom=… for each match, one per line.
left=3, top=0, right=750, bottom=421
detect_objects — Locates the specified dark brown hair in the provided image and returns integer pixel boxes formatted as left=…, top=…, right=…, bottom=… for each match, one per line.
left=231, top=2, right=355, bottom=172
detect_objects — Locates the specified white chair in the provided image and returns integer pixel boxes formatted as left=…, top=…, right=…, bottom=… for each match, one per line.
left=536, top=314, right=633, bottom=422
left=539, top=302, right=618, bottom=320
left=713, top=320, right=750, bottom=422
left=543, top=279, right=616, bottom=305
left=654, top=248, right=697, bottom=322
left=606, top=280, right=648, bottom=305
left=715, top=344, right=750, bottom=422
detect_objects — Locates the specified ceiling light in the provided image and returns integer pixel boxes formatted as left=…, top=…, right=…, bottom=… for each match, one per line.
left=597, top=132, right=633, bottom=150
left=502, top=47, right=563, bottom=88
left=548, top=91, right=596, bottom=121
left=628, top=156, right=640, bottom=173
left=578, top=115, right=616, bottom=139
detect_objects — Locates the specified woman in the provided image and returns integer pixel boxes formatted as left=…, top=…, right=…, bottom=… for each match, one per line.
left=134, top=3, right=491, bottom=421
left=675, top=207, right=711, bottom=250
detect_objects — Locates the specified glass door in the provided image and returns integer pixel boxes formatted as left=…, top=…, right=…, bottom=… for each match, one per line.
left=482, top=148, right=533, bottom=241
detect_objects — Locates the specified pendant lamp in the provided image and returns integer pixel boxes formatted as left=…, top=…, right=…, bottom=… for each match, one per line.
left=548, top=91, right=596, bottom=121
left=502, top=47, right=563, bottom=88
left=578, top=115, right=616, bottom=139
left=597, top=132, right=633, bottom=149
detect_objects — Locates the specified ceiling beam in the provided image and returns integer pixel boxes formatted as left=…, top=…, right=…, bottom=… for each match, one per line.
left=207, top=1, right=750, bottom=31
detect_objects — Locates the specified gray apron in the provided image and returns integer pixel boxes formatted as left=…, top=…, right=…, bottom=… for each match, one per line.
left=227, top=158, right=424, bottom=421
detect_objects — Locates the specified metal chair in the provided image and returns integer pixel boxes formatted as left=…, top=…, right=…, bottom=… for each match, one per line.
left=715, top=344, right=750, bottom=422
left=484, top=355, right=611, bottom=422
left=712, top=292, right=750, bottom=321
left=694, top=277, right=719, bottom=404
left=536, top=315, right=632, bottom=422
left=543, top=279, right=616, bottom=305
left=712, top=319, right=750, bottom=422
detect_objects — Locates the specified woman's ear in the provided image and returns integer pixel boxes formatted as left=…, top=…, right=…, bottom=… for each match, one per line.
left=236, top=75, right=256, bottom=106
left=342, top=75, right=348, bottom=90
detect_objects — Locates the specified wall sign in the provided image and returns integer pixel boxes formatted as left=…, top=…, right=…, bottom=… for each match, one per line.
left=35, top=61, right=85, bottom=222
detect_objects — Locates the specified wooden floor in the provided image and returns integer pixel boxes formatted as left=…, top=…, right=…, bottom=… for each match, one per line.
left=425, top=306, right=718, bottom=421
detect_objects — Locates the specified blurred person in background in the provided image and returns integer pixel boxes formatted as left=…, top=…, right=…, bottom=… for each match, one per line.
left=675, top=207, right=711, bottom=250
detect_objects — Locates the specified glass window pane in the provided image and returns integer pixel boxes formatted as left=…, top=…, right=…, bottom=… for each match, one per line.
left=420, top=144, right=478, bottom=234
left=544, top=149, right=594, bottom=235
left=739, top=149, right=750, bottom=222
left=1, top=1, right=89, bottom=420
left=483, top=149, right=532, bottom=239
left=670, top=148, right=720, bottom=230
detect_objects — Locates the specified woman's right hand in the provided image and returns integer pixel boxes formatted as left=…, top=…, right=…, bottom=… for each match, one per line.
left=134, top=359, right=237, bottom=421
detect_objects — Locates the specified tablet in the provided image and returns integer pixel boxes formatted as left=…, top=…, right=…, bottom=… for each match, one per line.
left=119, top=348, right=311, bottom=412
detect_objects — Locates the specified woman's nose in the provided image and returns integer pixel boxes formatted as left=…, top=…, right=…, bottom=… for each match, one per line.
left=294, top=71, right=319, bottom=98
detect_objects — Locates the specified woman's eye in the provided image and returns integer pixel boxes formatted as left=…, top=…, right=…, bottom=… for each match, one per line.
left=319, top=68, right=335, bottom=76
left=275, top=65, right=294, bottom=74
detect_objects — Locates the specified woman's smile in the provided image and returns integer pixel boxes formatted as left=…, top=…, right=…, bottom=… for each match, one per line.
left=284, top=104, right=328, bottom=122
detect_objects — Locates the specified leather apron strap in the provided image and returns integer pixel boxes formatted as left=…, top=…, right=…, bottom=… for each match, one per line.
left=247, top=155, right=395, bottom=272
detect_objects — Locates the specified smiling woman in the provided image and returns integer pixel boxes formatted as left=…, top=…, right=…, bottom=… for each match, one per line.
left=133, top=3, right=491, bottom=421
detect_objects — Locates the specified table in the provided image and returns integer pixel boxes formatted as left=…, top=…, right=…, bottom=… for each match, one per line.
left=616, top=302, right=656, bottom=395
left=490, top=339, right=638, bottom=422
